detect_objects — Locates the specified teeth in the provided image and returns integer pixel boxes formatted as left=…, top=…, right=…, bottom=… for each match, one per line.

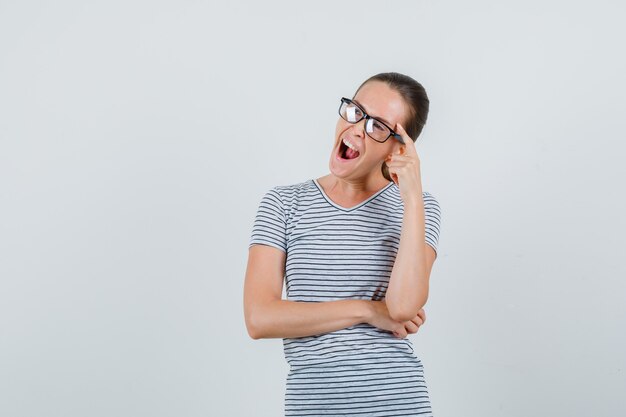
left=342, top=138, right=360, bottom=153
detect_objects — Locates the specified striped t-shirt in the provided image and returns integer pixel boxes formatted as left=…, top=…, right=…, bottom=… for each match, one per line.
left=249, top=178, right=442, bottom=416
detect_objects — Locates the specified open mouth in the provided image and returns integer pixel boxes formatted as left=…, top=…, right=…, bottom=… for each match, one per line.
left=337, top=139, right=361, bottom=161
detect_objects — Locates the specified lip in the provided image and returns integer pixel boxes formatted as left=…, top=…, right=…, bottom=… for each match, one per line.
left=335, top=152, right=358, bottom=163
left=335, top=139, right=361, bottom=163
left=341, top=136, right=363, bottom=153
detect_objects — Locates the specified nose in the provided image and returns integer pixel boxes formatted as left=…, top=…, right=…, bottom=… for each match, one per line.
left=349, top=118, right=367, bottom=138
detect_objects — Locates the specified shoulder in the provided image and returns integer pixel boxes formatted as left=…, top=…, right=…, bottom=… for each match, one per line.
left=272, top=179, right=313, bottom=195
left=421, top=191, right=442, bottom=235
left=266, top=179, right=315, bottom=204
left=422, top=191, right=440, bottom=208
left=257, top=179, right=317, bottom=215
left=422, top=191, right=441, bottom=217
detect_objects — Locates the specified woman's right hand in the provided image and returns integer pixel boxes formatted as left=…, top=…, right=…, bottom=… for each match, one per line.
left=366, top=299, right=426, bottom=339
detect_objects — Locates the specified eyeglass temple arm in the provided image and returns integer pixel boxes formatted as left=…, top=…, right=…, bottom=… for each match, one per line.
left=392, top=133, right=405, bottom=144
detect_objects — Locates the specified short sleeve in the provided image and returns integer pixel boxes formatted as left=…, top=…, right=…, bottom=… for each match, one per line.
left=423, top=192, right=442, bottom=256
left=249, top=187, right=287, bottom=253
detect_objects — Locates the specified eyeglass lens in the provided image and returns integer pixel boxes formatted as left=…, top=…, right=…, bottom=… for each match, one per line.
left=340, top=100, right=391, bottom=142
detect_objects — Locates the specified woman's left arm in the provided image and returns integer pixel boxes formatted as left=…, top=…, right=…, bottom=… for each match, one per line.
left=384, top=123, right=436, bottom=322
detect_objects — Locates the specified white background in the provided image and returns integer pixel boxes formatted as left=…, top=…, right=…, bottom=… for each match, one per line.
left=1, top=1, right=625, bottom=416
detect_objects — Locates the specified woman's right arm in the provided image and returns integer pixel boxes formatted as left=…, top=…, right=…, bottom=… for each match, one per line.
left=244, top=244, right=373, bottom=339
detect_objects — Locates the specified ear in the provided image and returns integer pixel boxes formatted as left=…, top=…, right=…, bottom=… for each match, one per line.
left=386, top=142, right=400, bottom=160
left=392, top=141, right=404, bottom=155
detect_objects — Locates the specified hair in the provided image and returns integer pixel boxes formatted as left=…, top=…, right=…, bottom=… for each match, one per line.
left=352, top=72, right=429, bottom=182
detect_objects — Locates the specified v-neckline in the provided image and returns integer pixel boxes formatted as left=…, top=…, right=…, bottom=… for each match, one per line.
left=312, top=178, right=394, bottom=212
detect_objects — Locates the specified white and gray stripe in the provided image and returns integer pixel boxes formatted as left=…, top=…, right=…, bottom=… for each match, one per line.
left=249, top=178, right=442, bottom=416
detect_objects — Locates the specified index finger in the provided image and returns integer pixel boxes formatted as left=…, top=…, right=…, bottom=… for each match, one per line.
left=395, top=123, right=416, bottom=156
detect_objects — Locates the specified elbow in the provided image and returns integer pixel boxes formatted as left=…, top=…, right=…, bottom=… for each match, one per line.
left=388, top=308, right=415, bottom=323
left=246, top=322, right=260, bottom=340
left=387, top=294, right=429, bottom=322
left=245, top=310, right=265, bottom=340
left=245, top=299, right=279, bottom=340
left=246, top=319, right=263, bottom=340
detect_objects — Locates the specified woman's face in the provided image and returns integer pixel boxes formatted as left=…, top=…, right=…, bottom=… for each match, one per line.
left=330, top=80, right=409, bottom=182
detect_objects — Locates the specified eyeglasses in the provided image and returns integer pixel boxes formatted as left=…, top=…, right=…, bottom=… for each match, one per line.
left=338, top=97, right=405, bottom=144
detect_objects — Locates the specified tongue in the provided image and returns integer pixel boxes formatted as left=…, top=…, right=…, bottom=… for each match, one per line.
left=345, top=147, right=360, bottom=159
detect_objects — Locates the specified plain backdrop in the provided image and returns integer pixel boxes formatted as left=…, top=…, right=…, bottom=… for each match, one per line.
left=1, top=1, right=625, bottom=416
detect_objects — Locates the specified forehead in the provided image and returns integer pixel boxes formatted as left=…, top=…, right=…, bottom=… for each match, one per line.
left=353, top=81, right=407, bottom=128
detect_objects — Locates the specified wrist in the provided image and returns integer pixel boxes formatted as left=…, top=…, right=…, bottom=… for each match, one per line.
left=358, top=300, right=375, bottom=324
left=403, top=196, right=424, bottom=208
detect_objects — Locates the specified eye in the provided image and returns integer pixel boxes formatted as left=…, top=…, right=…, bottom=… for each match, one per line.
left=372, top=120, right=386, bottom=132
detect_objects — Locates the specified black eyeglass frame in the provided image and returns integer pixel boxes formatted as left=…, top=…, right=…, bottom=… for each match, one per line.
left=338, top=97, right=405, bottom=144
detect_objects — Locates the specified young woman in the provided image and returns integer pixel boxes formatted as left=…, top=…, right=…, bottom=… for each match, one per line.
left=244, top=72, right=442, bottom=416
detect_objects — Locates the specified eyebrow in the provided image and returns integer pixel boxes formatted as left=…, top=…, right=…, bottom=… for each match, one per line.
left=352, top=98, right=395, bottom=129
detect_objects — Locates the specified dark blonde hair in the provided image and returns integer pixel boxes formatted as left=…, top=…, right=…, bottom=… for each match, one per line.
left=353, top=72, right=430, bottom=181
